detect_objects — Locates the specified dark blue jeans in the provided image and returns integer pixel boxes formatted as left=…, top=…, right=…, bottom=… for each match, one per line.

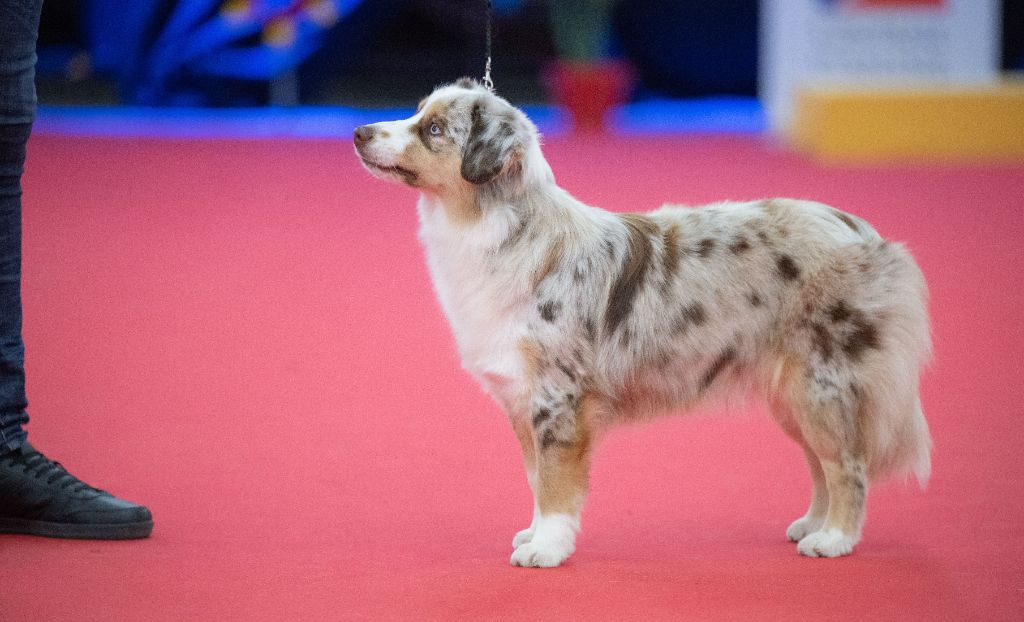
left=0, top=0, right=42, bottom=454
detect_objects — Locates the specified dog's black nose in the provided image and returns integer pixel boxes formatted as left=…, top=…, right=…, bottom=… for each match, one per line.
left=353, top=125, right=374, bottom=145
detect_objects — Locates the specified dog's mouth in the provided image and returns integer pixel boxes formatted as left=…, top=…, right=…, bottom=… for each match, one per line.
left=360, top=157, right=418, bottom=182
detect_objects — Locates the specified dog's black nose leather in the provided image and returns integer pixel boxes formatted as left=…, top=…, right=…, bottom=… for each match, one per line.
left=353, top=125, right=374, bottom=145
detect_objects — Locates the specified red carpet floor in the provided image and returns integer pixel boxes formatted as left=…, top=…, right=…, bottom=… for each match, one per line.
left=2, top=133, right=1022, bottom=620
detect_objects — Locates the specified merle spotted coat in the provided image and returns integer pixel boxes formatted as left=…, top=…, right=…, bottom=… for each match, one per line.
left=354, top=79, right=932, bottom=567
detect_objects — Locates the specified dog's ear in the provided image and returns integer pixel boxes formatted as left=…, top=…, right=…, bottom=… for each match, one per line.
left=461, top=100, right=522, bottom=185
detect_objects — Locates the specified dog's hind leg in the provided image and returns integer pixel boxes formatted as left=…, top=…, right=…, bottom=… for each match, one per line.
left=768, top=381, right=830, bottom=543
left=798, top=452, right=866, bottom=557
left=773, top=356, right=867, bottom=557
left=786, top=446, right=830, bottom=542
left=509, top=391, right=598, bottom=568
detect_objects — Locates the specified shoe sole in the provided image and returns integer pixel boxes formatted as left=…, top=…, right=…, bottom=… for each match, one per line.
left=0, top=517, right=153, bottom=540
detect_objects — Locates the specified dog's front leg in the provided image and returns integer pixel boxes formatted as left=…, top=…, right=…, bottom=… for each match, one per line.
left=509, top=413, right=539, bottom=549
left=509, top=390, right=596, bottom=568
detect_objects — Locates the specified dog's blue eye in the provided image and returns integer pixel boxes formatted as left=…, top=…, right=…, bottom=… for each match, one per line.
left=429, top=123, right=442, bottom=136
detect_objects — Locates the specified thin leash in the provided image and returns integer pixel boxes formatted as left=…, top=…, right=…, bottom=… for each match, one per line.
left=483, top=0, right=494, bottom=91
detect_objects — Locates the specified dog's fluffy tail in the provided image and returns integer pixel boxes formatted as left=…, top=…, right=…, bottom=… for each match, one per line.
left=861, top=242, right=933, bottom=488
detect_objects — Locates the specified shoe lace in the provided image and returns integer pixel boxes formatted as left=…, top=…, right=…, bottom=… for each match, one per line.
left=2, top=448, right=100, bottom=495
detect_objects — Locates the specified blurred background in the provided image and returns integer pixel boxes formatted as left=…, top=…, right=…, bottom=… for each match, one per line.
left=33, top=1, right=1024, bottom=137
left=36, top=0, right=767, bottom=107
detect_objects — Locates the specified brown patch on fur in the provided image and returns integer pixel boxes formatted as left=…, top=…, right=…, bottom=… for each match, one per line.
left=768, top=355, right=803, bottom=417
left=700, top=347, right=736, bottom=390
left=603, top=237, right=616, bottom=259
left=532, top=239, right=565, bottom=289
left=682, top=303, right=707, bottom=326
left=748, top=292, right=763, bottom=307
left=435, top=185, right=483, bottom=225
left=500, top=217, right=528, bottom=251
left=583, top=316, right=597, bottom=343
left=536, top=393, right=599, bottom=516
left=555, top=360, right=576, bottom=381
left=605, top=214, right=656, bottom=333
left=510, top=414, right=537, bottom=484
left=728, top=236, right=751, bottom=254
left=844, top=317, right=880, bottom=360
left=620, top=213, right=658, bottom=235
left=833, top=210, right=860, bottom=233
left=452, top=196, right=484, bottom=224
left=811, top=322, right=834, bottom=361
left=618, top=328, right=633, bottom=349
left=697, top=238, right=716, bottom=258
left=518, top=337, right=544, bottom=384
left=828, top=301, right=852, bottom=323
left=540, top=429, right=570, bottom=451
left=776, top=255, right=801, bottom=281
left=661, top=223, right=681, bottom=294
left=538, top=300, right=561, bottom=323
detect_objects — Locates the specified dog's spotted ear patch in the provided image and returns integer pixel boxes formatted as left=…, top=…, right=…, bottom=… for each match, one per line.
left=461, top=101, right=520, bottom=185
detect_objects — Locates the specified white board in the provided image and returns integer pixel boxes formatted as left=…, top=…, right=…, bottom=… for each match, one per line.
left=760, top=0, right=1001, bottom=132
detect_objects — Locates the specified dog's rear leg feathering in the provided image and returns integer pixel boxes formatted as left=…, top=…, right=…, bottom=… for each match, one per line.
left=768, top=236, right=932, bottom=558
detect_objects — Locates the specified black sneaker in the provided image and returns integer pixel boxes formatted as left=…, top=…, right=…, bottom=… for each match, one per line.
left=0, top=442, right=153, bottom=539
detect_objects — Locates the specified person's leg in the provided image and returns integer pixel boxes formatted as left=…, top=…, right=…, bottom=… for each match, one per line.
left=0, top=1, right=153, bottom=539
left=0, top=0, right=40, bottom=455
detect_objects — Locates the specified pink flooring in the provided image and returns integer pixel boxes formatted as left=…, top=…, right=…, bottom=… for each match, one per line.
left=2, top=133, right=1022, bottom=620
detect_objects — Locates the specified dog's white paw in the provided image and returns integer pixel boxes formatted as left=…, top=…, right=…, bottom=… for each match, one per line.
left=797, top=528, right=857, bottom=558
left=509, top=513, right=578, bottom=568
left=512, top=527, right=534, bottom=548
left=510, top=541, right=572, bottom=568
left=786, top=515, right=826, bottom=542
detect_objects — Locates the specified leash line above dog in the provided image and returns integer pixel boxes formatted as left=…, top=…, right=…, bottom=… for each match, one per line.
left=483, top=0, right=494, bottom=91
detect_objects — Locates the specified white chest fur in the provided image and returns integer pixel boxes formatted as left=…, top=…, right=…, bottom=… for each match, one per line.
left=417, top=196, right=532, bottom=408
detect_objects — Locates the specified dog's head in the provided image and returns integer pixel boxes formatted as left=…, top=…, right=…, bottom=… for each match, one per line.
left=353, top=78, right=543, bottom=194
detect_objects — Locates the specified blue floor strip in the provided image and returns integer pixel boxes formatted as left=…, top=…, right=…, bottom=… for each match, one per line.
left=34, top=98, right=763, bottom=139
